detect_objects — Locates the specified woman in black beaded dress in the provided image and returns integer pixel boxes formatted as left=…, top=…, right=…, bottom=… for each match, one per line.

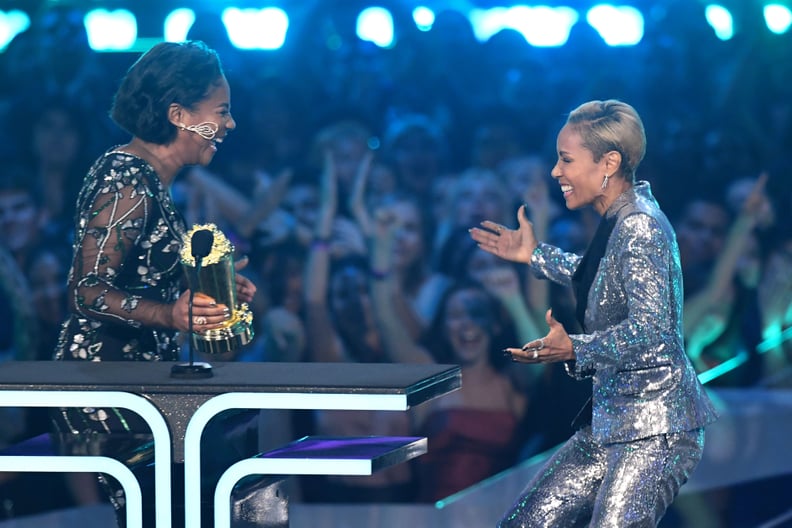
left=52, top=41, right=256, bottom=527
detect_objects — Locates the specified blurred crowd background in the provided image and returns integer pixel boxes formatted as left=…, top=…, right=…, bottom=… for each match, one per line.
left=0, top=1, right=791, bottom=525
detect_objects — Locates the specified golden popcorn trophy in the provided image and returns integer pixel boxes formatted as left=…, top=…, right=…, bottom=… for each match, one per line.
left=171, top=224, right=254, bottom=378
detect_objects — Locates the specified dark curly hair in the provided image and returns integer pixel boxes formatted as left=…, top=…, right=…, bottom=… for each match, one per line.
left=110, top=40, right=225, bottom=144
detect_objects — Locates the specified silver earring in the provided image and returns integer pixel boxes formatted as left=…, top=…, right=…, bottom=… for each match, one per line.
left=601, top=174, right=610, bottom=189
left=180, top=122, right=219, bottom=140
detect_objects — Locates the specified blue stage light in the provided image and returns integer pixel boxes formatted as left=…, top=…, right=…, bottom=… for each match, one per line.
left=587, top=4, right=644, bottom=46
left=222, top=7, right=289, bottom=50
left=413, top=6, right=435, bottom=32
left=704, top=4, right=735, bottom=40
left=164, top=8, right=196, bottom=43
left=764, top=3, right=792, bottom=34
left=0, top=9, right=30, bottom=51
left=469, top=5, right=579, bottom=47
left=84, top=8, right=137, bottom=51
left=357, top=7, right=395, bottom=48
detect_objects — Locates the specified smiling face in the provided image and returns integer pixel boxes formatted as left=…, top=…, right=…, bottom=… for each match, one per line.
left=331, top=134, right=369, bottom=189
left=177, top=77, right=235, bottom=166
left=387, top=200, right=425, bottom=271
left=282, top=183, right=319, bottom=230
left=551, top=125, right=611, bottom=213
left=443, top=287, right=494, bottom=365
left=453, top=170, right=509, bottom=227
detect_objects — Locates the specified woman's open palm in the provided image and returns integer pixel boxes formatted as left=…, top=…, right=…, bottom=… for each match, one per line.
left=469, top=205, right=538, bottom=264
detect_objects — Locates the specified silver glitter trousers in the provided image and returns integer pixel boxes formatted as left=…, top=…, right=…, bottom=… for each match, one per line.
left=498, top=426, right=705, bottom=527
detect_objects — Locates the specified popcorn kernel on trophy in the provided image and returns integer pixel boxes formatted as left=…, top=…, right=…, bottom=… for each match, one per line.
left=180, top=223, right=254, bottom=354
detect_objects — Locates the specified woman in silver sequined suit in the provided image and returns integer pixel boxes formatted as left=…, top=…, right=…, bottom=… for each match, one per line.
left=470, top=100, right=718, bottom=527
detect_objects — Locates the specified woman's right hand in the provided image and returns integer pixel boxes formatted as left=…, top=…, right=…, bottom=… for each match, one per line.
left=468, top=204, right=538, bottom=264
left=171, top=291, right=231, bottom=333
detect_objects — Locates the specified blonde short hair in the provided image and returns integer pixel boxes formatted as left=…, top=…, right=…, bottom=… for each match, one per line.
left=566, top=100, right=646, bottom=182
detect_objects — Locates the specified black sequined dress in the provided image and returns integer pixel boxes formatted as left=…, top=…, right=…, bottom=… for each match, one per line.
left=55, top=149, right=187, bottom=363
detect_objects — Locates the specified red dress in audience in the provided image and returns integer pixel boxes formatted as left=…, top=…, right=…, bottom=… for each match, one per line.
left=416, top=408, right=521, bottom=503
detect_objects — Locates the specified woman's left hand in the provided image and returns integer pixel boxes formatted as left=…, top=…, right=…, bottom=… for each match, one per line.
left=234, top=255, right=257, bottom=304
left=504, top=309, right=574, bottom=363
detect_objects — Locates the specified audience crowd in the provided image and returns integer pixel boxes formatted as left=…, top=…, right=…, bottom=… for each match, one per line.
left=1, top=3, right=791, bottom=524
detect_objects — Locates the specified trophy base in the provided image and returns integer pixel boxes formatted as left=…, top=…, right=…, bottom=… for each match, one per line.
left=191, top=303, right=255, bottom=355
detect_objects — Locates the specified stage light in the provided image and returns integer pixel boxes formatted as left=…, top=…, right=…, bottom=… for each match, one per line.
left=84, top=8, right=137, bottom=51
left=222, top=7, right=288, bottom=50
left=413, top=6, right=435, bottom=31
left=469, top=5, right=579, bottom=47
left=704, top=4, right=734, bottom=40
left=468, top=7, right=509, bottom=42
left=0, top=9, right=29, bottom=51
left=357, top=7, right=394, bottom=48
left=164, top=8, right=196, bottom=43
left=698, top=350, right=748, bottom=385
left=586, top=5, right=644, bottom=46
left=764, top=4, right=792, bottom=34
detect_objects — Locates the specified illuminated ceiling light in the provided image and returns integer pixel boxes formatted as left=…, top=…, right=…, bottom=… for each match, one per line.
left=468, top=7, right=507, bottom=42
left=704, top=5, right=734, bottom=40
left=587, top=5, right=644, bottom=46
left=764, top=4, right=792, bottom=34
left=357, top=7, right=394, bottom=48
left=413, top=6, right=435, bottom=31
left=470, top=6, right=578, bottom=47
left=0, top=9, right=30, bottom=51
left=164, top=8, right=196, bottom=43
left=222, top=7, right=288, bottom=50
left=84, top=9, right=137, bottom=51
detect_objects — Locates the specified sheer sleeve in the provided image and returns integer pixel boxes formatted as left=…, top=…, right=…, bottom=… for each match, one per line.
left=69, top=161, right=173, bottom=329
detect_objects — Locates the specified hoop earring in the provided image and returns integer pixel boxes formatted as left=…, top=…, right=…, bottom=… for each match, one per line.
left=601, top=174, right=610, bottom=190
left=179, top=122, right=219, bottom=141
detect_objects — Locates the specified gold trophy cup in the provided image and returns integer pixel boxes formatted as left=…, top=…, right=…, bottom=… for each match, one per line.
left=180, top=224, right=254, bottom=355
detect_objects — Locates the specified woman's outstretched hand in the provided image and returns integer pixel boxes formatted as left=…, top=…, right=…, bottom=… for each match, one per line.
left=468, top=204, right=538, bottom=265
left=503, top=309, right=574, bottom=363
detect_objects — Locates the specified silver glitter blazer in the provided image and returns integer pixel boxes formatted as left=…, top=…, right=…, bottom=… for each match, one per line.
left=531, top=181, right=718, bottom=444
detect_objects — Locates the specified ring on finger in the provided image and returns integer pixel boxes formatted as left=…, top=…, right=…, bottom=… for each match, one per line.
left=532, top=349, right=539, bottom=360
left=538, top=338, right=545, bottom=350
left=193, top=315, right=207, bottom=325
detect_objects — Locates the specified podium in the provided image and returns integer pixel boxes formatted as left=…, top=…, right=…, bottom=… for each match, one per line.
left=0, top=361, right=461, bottom=528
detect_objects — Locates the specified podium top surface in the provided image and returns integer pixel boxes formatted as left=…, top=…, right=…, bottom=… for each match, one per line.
left=0, top=361, right=461, bottom=407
